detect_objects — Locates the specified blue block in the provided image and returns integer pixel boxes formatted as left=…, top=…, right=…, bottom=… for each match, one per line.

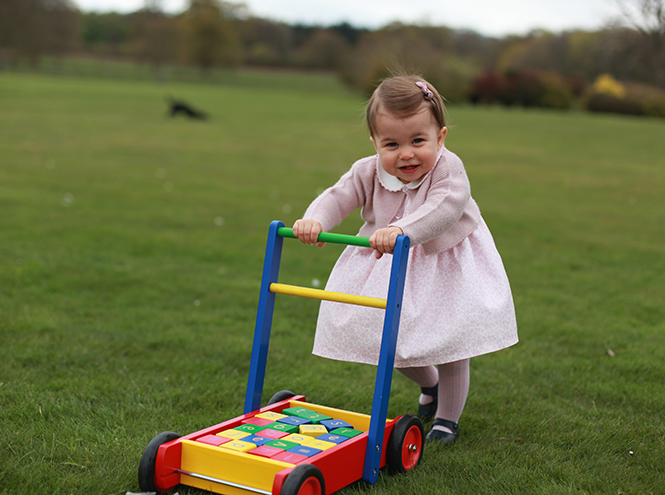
left=287, top=445, right=322, bottom=457
left=320, top=419, right=353, bottom=431
left=318, top=433, right=348, bottom=444
left=278, top=416, right=311, bottom=427
left=245, top=435, right=272, bottom=447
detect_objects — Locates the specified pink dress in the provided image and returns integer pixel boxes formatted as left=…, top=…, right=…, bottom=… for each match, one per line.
left=310, top=159, right=518, bottom=367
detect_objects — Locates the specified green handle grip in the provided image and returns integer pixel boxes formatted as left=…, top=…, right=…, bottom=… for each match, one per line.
left=278, top=227, right=371, bottom=248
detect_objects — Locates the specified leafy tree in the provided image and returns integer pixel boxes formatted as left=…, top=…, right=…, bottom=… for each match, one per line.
left=182, top=0, right=242, bottom=71
left=0, top=0, right=78, bottom=65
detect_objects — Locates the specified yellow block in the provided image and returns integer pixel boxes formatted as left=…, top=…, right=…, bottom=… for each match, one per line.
left=282, top=434, right=309, bottom=444
left=216, top=429, right=250, bottom=440
left=180, top=439, right=294, bottom=494
left=221, top=440, right=256, bottom=453
left=302, top=438, right=337, bottom=451
left=299, top=424, right=327, bottom=437
left=256, top=411, right=287, bottom=421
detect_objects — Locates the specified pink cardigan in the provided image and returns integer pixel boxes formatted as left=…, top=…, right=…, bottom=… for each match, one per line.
left=303, top=147, right=481, bottom=255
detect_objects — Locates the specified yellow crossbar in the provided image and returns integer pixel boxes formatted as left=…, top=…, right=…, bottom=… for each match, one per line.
left=270, top=283, right=387, bottom=309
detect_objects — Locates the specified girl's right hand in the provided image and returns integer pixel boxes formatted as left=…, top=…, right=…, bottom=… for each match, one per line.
left=292, top=219, right=326, bottom=247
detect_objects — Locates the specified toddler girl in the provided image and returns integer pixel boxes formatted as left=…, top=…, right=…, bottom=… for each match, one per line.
left=293, top=75, right=518, bottom=443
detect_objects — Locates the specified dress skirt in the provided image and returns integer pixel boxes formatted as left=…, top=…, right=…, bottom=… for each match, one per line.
left=312, top=218, right=518, bottom=367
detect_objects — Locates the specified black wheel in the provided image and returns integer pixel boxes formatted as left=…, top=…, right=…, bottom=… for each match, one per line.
left=281, top=464, right=325, bottom=495
left=138, top=431, right=181, bottom=492
left=387, top=415, right=424, bottom=473
left=267, top=390, right=296, bottom=406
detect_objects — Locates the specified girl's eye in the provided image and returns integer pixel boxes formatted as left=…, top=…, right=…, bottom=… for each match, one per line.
left=386, top=142, right=398, bottom=148
left=413, top=138, right=424, bottom=144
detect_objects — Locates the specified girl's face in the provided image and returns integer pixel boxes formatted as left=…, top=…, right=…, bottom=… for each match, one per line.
left=370, top=104, right=447, bottom=184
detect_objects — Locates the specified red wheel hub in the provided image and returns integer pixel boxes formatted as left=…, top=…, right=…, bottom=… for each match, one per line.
left=298, top=476, right=322, bottom=495
left=401, top=424, right=423, bottom=470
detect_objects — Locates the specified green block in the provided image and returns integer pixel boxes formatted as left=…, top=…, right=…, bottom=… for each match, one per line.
left=282, top=407, right=332, bottom=424
left=264, top=422, right=299, bottom=434
left=265, top=439, right=300, bottom=451
left=331, top=427, right=363, bottom=438
left=234, top=424, right=266, bottom=434
left=306, top=413, right=333, bottom=424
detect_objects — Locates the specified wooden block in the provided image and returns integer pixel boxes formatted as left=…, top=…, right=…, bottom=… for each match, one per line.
left=306, top=413, right=333, bottom=424
left=302, top=438, right=337, bottom=451
left=298, top=425, right=328, bottom=437
left=282, top=406, right=318, bottom=418
left=317, top=433, right=348, bottom=445
left=286, top=445, right=322, bottom=457
left=220, top=440, right=256, bottom=453
left=244, top=435, right=271, bottom=447
left=216, top=429, right=250, bottom=440
left=330, top=427, right=363, bottom=438
left=277, top=416, right=311, bottom=427
left=242, top=417, right=274, bottom=427
left=235, top=424, right=267, bottom=435
left=256, top=411, right=288, bottom=421
left=272, top=451, right=308, bottom=464
left=321, top=419, right=353, bottom=431
left=195, top=434, right=231, bottom=447
left=248, top=445, right=283, bottom=459
left=258, top=428, right=288, bottom=440
left=282, top=434, right=310, bottom=445
left=265, top=439, right=300, bottom=451
left=264, top=422, right=299, bottom=434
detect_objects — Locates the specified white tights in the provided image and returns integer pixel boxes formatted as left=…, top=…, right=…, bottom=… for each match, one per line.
left=397, top=359, right=470, bottom=433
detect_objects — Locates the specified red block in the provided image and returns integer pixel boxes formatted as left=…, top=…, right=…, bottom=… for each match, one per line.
left=196, top=434, right=230, bottom=447
left=272, top=451, right=308, bottom=464
left=242, top=417, right=274, bottom=427
left=258, top=428, right=288, bottom=440
left=248, top=445, right=283, bottom=458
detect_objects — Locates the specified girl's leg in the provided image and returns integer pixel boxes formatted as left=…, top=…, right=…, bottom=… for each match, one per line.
left=433, top=358, right=470, bottom=434
left=396, top=366, right=438, bottom=405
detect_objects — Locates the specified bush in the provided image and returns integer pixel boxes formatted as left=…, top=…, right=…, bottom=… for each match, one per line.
left=469, top=70, right=575, bottom=109
left=584, top=78, right=665, bottom=118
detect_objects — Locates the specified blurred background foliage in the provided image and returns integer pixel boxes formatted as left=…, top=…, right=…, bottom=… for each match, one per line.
left=1, top=0, right=664, bottom=117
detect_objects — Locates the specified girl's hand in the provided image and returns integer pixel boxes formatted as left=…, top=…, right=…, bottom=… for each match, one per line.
left=369, top=226, right=404, bottom=259
left=292, top=219, right=326, bottom=247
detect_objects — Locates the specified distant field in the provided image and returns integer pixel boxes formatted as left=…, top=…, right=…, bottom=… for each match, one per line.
left=1, top=71, right=664, bottom=495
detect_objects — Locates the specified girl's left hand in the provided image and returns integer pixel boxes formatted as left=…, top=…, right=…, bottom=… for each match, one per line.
left=369, top=226, right=404, bottom=259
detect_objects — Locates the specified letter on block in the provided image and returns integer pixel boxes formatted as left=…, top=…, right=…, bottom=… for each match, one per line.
left=321, top=419, right=353, bottom=431
left=317, top=433, right=348, bottom=444
left=302, top=438, right=337, bottom=451
left=196, top=434, right=231, bottom=447
left=221, top=440, right=256, bottom=453
left=216, top=429, right=250, bottom=440
left=256, top=411, right=288, bottom=421
left=298, top=424, right=328, bottom=437
left=273, top=451, right=308, bottom=464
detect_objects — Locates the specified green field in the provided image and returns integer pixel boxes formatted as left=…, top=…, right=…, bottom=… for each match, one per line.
left=1, top=71, right=664, bottom=495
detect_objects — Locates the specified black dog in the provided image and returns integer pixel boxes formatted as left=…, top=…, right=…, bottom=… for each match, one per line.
left=166, top=96, right=209, bottom=120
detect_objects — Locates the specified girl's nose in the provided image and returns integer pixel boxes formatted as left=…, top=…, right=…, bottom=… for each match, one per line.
left=399, top=147, right=414, bottom=159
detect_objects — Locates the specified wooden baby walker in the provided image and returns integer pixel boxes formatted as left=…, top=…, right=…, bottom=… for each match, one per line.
left=138, top=220, right=424, bottom=495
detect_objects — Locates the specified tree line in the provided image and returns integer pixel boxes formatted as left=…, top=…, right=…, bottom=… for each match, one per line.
left=1, top=0, right=664, bottom=113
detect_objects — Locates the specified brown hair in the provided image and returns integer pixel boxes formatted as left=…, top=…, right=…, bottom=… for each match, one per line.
left=366, top=75, right=446, bottom=137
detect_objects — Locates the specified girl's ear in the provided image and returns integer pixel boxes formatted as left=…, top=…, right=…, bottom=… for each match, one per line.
left=370, top=135, right=378, bottom=152
left=437, top=127, right=448, bottom=149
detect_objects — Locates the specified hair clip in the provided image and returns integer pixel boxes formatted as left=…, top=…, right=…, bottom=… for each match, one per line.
left=416, top=81, right=434, bottom=101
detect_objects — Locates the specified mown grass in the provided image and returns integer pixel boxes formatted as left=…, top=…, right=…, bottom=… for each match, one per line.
left=1, top=71, right=664, bottom=495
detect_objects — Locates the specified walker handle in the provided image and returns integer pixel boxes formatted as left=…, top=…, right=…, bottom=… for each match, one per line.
left=278, top=227, right=371, bottom=248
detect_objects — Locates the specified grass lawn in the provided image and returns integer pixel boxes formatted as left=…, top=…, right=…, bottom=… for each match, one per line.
left=1, top=71, right=664, bottom=495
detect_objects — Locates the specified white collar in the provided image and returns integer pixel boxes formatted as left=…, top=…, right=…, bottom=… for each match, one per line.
left=376, top=158, right=427, bottom=192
